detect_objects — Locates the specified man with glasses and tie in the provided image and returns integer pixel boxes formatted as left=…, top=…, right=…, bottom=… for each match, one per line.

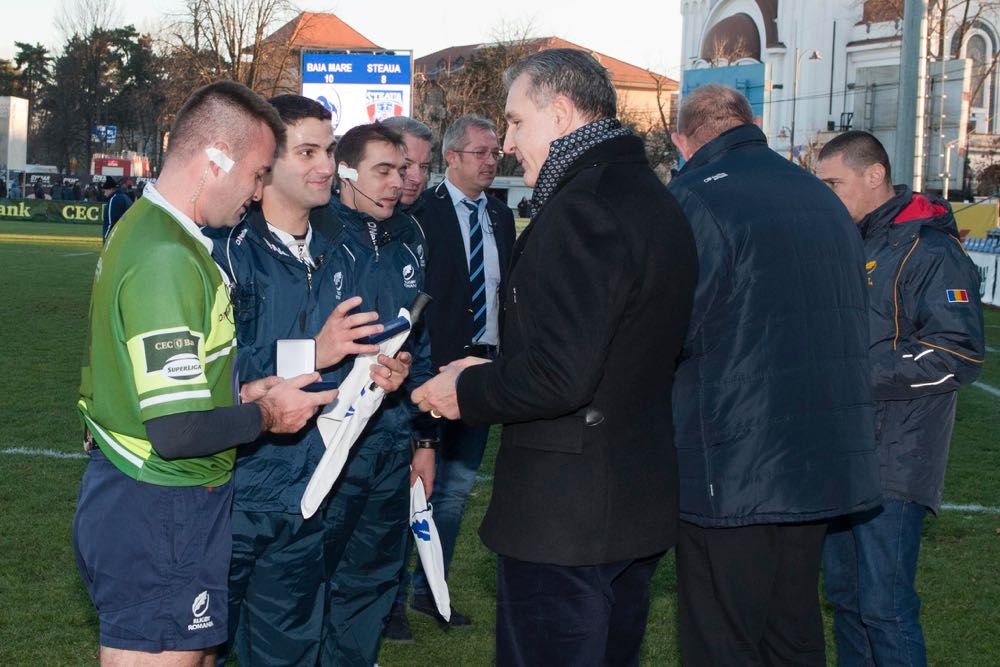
left=388, top=114, right=515, bottom=637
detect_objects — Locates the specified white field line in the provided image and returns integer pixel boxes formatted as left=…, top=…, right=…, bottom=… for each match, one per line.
left=1, top=447, right=87, bottom=460
left=3, top=449, right=1000, bottom=514
left=986, top=346, right=998, bottom=354
left=940, top=503, right=1000, bottom=514
left=62, top=251, right=95, bottom=257
left=973, top=381, right=1000, bottom=398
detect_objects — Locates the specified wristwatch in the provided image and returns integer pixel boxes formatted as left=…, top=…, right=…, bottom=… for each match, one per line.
left=414, top=438, right=439, bottom=451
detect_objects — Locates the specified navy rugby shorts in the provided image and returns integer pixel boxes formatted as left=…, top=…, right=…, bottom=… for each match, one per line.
left=72, top=448, right=233, bottom=652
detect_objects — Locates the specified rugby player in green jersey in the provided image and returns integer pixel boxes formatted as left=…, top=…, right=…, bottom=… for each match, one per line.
left=73, top=81, right=338, bottom=667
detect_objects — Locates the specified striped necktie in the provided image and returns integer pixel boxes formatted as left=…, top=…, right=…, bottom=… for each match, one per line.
left=463, top=199, right=487, bottom=342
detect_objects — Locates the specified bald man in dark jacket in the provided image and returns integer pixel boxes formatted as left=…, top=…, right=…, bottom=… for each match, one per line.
left=668, top=84, right=881, bottom=666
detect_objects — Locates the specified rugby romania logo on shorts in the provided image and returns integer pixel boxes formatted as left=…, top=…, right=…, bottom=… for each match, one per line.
left=946, top=289, right=970, bottom=303
left=188, top=590, right=214, bottom=631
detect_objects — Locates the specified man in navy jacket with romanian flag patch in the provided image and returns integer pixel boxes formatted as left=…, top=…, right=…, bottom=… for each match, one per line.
left=817, top=130, right=985, bottom=666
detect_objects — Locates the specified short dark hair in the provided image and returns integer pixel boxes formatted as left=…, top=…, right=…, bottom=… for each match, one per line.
left=503, top=48, right=617, bottom=121
left=168, top=80, right=286, bottom=164
left=334, top=122, right=406, bottom=185
left=268, top=94, right=332, bottom=125
left=818, top=130, right=893, bottom=181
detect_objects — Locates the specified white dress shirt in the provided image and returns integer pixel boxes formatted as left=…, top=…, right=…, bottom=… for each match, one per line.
left=442, top=177, right=501, bottom=346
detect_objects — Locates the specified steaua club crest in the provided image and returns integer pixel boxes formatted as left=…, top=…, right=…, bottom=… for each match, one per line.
left=366, top=90, right=404, bottom=122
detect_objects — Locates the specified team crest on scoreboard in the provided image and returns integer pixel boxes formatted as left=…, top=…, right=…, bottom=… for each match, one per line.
left=366, top=90, right=404, bottom=122
left=316, top=90, right=342, bottom=132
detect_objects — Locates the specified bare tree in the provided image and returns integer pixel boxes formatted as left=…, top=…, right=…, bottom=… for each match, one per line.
left=166, top=0, right=295, bottom=90
left=705, top=35, right=752, bottom=67
left=933, top=0, right=1000, bottom=112
left=861, top=0, right=1000, bottom=105
left=860, top=0, right=905, bottom=24
left=616, top=69, right=679, bottom=181
left=413, top=20, right=537, bottom=174
left=56, top=0, right=124, bottom=42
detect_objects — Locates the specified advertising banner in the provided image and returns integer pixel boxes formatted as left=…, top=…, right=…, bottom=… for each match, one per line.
left=0, top=198, right=104, bottom=224
left=954, top=201, right=998, bottom=239
left=301, top=52, right=412, bottom=136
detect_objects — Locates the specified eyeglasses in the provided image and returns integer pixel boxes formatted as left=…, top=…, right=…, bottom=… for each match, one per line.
left=453, top=149, right=504, bottom=161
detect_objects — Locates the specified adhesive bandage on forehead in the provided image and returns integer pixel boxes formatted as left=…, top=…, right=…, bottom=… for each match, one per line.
left=206, top=147, right=235, bottom=173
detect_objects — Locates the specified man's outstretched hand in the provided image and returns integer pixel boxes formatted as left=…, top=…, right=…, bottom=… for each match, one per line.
left=411, top=357, right=490, bottom=420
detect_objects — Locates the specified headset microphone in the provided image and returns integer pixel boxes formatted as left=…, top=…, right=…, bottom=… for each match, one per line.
left=338, top=163, right=384, bottom=209
left=348, top=181, right=384, bottom=209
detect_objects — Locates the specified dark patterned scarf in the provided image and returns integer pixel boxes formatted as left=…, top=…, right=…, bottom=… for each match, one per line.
left=529, top=118, right=632, bottom=218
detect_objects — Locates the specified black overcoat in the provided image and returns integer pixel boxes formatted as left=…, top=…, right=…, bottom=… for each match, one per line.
left=457, top=134, right=698, bottom=566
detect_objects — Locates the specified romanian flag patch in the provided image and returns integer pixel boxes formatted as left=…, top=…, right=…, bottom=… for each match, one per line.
left=947, top=289, right=970, bottom=303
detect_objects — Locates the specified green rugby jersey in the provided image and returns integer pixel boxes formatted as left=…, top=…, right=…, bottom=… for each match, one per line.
left=78, top=192, right=238, bottom=487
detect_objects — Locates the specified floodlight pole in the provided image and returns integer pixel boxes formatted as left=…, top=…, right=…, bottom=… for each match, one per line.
left=895, top=0, right=929, bottom=190
left=789, top=49, right=821, bottom=162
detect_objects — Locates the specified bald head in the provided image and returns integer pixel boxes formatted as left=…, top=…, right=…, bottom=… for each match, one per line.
left=673, top=84, right=754, bottom=159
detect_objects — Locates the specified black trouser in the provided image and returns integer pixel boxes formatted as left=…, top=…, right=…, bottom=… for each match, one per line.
left=676, top=520, right=827, bottom=667
left=496, top=552, right=663, bottom=667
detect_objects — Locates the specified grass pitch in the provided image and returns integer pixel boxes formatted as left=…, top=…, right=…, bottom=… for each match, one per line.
left=0, top=220, right=997, bottom=666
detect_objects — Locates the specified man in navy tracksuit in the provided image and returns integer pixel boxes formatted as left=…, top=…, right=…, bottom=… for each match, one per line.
left=211, top=98, right=432, bottom=666
left=101, top=176, right=133, bottom=241
left=817, top=131, right=984, bottom=666
left=320, top=122, right=437, bottom=666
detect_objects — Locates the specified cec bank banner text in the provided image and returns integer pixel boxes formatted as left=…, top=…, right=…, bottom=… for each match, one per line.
left=0, top=198, right=104, bottom=224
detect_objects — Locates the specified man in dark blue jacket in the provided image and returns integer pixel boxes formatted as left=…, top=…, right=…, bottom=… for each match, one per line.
left=817, top=131, right=985, bottom=666
left=101, top=176, right=133, bottom=241
left=387, top=115, right=516, bottom=640
left=212, top=97, right=427, bottom=666
left=668, top=84, right=881, bottom=665
left=321, top=121, right=437, bottom=666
